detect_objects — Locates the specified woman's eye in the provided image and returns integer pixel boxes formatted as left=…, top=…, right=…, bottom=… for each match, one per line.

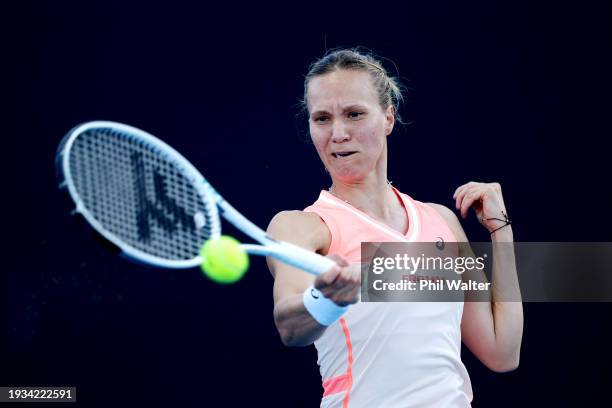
left=348, top=111, right=364, bottom=119
left=314, top=116, right=329, bottom=123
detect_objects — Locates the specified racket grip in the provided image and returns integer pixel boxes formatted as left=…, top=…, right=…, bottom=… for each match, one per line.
left=269, top=241, right=338, bottom=276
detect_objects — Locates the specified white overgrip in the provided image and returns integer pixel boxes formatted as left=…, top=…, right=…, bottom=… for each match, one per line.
left=270, top=240, right=336, bottom=276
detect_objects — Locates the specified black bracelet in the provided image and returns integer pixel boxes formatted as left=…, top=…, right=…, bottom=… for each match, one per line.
left=486, top=210, right=512, bottom=234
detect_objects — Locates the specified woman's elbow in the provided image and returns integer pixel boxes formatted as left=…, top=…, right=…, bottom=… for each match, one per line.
left=277, top=326, right=312, bottom=347
left=278, top=326, right=296, bottom=347
left=486, top=353, right=520, bottom=373
left=274, top=310, right=311, bottom=347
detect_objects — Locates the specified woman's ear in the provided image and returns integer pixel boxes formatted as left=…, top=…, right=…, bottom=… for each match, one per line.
left=385, top=105, right=395, bottom=136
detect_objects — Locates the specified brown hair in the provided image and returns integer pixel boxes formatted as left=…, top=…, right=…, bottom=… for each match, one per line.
left=302, top=48, right=405, bottom=123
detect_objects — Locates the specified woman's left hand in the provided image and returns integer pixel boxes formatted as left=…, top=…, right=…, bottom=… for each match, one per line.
left=453, top=181, right=510, bottom=233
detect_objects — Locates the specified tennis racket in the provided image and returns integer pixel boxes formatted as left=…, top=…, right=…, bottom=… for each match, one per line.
left=55, top=121, right=335, bottom=275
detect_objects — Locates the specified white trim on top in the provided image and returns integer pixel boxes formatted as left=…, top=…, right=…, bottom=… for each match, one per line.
left=399, top=191, right=421, bottom=242
left=319, top=191, right=420, bottom=242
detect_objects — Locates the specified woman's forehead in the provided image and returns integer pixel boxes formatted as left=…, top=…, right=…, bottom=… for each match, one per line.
left=307, top=70, right=378, bottom=110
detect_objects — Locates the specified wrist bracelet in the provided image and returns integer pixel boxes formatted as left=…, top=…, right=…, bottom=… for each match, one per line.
left=303, top=285, right=348, bottom=326
left=486, top=210, right=512, bottom=234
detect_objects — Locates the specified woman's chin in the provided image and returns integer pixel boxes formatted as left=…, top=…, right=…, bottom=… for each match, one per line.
left=331, top=169, right=367, bottom=184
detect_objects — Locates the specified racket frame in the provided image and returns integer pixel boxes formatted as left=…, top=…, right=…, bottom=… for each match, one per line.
left=57, top=121, right=335, bottom=275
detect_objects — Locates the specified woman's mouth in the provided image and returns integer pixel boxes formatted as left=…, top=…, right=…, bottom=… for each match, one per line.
left=331, top=152, right=357, bottom=158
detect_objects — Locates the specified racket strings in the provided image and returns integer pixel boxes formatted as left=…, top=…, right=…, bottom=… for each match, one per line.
left=68, top=127, right=215, bottom=261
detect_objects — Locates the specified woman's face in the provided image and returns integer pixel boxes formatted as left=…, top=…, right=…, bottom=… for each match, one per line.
left=307, top=69, right=394, bottom=183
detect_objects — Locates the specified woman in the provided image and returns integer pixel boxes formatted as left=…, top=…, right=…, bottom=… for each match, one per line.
left=267, top=49, right=523, bottom=408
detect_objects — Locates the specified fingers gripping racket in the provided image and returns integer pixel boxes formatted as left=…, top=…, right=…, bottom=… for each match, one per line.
left=56, top=121, right=335, bottom=275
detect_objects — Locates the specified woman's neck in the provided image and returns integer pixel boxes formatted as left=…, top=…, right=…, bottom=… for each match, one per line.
left=328, top=178, right=398, bottom=221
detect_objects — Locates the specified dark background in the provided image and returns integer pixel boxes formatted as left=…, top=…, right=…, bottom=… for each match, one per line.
left=4, top=1, right=611, bottom=406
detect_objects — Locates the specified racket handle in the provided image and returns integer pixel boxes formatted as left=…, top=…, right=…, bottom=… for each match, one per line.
left=244, top=241, right=337, bottom=276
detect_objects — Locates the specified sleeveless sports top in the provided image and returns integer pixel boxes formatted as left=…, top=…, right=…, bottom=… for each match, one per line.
left=303, top=187, right=473, bottom=408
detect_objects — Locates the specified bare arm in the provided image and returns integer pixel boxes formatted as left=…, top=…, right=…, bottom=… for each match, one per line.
left=267, top=211, right=359, bottom=347
left=429, top=185, right=523, bottom=372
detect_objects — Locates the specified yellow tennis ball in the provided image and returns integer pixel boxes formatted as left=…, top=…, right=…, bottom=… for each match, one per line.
left=200, top=236, right=249, bottom=284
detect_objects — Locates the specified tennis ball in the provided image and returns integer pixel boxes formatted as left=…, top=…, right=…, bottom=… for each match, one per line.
left=200, top=236, right=249, bottom=284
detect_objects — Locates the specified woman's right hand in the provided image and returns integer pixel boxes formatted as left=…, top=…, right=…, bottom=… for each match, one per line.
left=314, top=254, right=361, bottom=306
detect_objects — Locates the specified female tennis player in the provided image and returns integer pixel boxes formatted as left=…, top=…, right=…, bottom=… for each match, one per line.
left=266, top=49, right=523, bottom=407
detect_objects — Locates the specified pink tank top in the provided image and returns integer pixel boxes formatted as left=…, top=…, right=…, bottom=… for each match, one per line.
left=304, top=187, right=473, bottom=408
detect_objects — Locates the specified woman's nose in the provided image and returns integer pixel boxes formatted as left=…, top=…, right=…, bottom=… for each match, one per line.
left=331, top=120, right=350, bottom=143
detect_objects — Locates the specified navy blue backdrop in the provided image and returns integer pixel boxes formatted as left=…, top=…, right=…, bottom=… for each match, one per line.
left=4, top=1, right=612, bottom=406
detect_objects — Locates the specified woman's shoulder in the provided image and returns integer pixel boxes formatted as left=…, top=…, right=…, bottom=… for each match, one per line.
left=423, top=202, right=468, bottom=242
left=422, top=202, right=455, bottom=218
left=267, top=210, right=325, bottom=230
left=267, top=210, right=331, bottom=253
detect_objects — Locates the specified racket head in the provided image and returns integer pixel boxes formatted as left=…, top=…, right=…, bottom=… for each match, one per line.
left=56, top=121, right=221, bottom=268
